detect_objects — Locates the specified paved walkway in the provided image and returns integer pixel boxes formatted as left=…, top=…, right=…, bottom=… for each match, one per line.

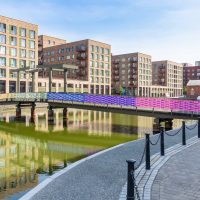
left=151, top=139, right=200, bottom=200
left=20, top=123, right=197, bottom=200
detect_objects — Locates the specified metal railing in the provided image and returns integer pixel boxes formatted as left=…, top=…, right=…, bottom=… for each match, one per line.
left=126, top=118, right=200, bottom=200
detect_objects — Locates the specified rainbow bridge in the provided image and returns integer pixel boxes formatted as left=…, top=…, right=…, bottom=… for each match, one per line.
left=0, top=92, right=199, bottom=119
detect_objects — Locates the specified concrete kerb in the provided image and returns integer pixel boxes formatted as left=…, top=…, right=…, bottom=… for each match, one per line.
left=19, top=137, right=144, bottom=200
left=19, top=126, right=192, bottom=200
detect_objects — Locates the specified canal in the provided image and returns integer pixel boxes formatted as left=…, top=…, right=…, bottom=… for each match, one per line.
left=0, top=105, right=196, bottom=199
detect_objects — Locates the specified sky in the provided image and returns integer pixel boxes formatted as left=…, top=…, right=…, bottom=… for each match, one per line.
left=1, top=0, right=200, bottom=64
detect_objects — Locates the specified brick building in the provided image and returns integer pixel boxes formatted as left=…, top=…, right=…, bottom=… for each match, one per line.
left=38, top=35, right=66, bottom=65
left=183, top=65, right=200, bottom=86
left=186, top=80, right=200, bottom=99
left=152, top=60, right=183, bottom=97
left=112, top=52, right=152, bottom=96
left=39, top=39, right=111, bottom=94
left=0, top=15, right=38, bottom=93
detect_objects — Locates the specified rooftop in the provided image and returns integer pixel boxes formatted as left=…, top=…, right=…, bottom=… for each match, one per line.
left=187, top=80, right=200, bottom=86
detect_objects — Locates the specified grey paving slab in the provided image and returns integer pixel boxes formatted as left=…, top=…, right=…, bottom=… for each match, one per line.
left=22, top=123, right=197, bottom=200
left=151, top=139, right=200, bottom=200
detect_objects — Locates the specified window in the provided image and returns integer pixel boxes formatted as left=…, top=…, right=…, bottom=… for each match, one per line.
left=20, top=28, right=26, bottom=37
left=0, top=23, right=6, bottom=33
left=95, top=54, right=99, bottom=60
left=20, top=49, right=26, bottom=58
left=105, top=63, right=109, bottom=69
left=0, top=69, right=5, bottom=78
left=29, top=51, right=35, bottom=59
left=90, top=61, right=94, bottom=67
left=95, top=46, right=99, bottom=52
left=90, top=53, right=94, bottom=60
left=95, top=62, right=99, bottom=68
left=0, top=46, right=6, bottom=55
left=10, top=48, right=17, bottom=57
left=66, top=47, right=71, bottom=52
left=0, top=35, right=6, bottom=44
left=48, top=40, right=51, bottom=44
left=10, top=25, right=17, bottom=35
left=105, top=56, right=109, bottom=62
left=0, top=57, right=6, bottom=67
left=29, top=40, right=35, bottom=49
left=10, top=58, right=17, bottom=67
left=20, top=39, right=26, bottom=48
left=104, top=49, right=110, bottom=54
left=30, top=61, right=35, bottom=68
left=100, top=47, right=104, bottom=54
left=10, top=37, right=17, bottom=46
left=29, top=30, right=35, bottom=39
left=90, top=45, right=94, bottom=52
left=20, top=60, right=26, bottom=68
left=100, top=55, right=104, bottom=61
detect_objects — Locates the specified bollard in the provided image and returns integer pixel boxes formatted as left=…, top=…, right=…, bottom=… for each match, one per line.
left=126, top=159, right=136, bottom=200
left=198, top=117, right=200, bottom=138
left=145, top=134, right=150, bottom=170
left=182, top=121, right=186, bottom=145
left=160, top=126, right=165, bottom=156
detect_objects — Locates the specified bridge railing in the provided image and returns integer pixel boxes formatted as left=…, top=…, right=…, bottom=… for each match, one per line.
left=0, top=92, right=200, bottom=114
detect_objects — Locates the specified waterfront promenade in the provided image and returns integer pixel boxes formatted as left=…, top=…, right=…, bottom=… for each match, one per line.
left=20, top=125, right=198, bottom=200
left=151, top=140, right=200, bottom=200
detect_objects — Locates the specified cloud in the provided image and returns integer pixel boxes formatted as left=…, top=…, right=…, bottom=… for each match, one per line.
left=1, top=0, right=200, bottom=64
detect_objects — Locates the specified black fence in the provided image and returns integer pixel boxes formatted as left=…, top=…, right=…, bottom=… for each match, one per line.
left=126, top=118, right=200, bottom=200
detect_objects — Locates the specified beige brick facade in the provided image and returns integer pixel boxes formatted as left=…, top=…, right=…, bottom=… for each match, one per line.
left=0, top=15, right=38, bottom=93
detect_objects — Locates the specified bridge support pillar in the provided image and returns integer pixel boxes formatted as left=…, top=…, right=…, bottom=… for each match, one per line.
left=48, top=105, right=54, bottom=125
left=30, top=103, right=36, bottom=123
left=64, top=69, right=68, bottom=93
left=165, top=119, right=173, bottom=131
left=16, top=72, right=20, bottom=93
left=63, top=107, right=68, bottom=127
left=49, top=68, right=52, bottom=93
left=16, top=103, right=21, bottom=120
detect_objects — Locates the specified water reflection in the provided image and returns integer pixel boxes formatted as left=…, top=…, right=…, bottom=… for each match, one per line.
left=0, top=107, right=196, bottom=199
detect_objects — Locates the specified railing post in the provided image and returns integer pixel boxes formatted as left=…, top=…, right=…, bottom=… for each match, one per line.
left=182, top=121, right=186, bottom=145
left=145, top=134, right=150, bottom=170
left=198, top=117, right=200, bottom=138
left=160, top=126, right=165, bottom=156
left=126, top=159, right=136, bottom=200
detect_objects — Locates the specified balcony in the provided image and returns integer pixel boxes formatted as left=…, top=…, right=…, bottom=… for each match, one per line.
left=76, top=45, right=87, bottom=52
left=113, top=60, right=120, bottom=64
left=78, top=70, right=87, bottom=76
left=77, top=53, right=87, bottom=60
left=129, top=57, right=138, bottom=63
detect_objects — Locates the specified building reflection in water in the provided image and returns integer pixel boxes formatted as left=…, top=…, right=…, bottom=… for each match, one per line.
left=0, top=107, right=196, bottom=199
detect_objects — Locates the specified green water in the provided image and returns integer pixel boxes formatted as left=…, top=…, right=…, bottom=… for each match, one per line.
left=0, top=107, right=195, bottom=199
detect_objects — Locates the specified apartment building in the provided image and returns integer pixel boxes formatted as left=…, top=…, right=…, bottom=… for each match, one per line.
left=112, top=52, right=152, bottom=96
left=40, top=39, right=111, bottom=94
left=38, top=35, right=66, bottom=65
left=0, top=15, right=38, bottom=93
left=183, top=65, right=200, bottom=86
left=152, top=60, right=183, bottom=97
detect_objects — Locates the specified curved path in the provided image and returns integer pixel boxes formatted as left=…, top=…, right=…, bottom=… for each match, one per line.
left=151, top=140, right=200, bottom=200
left=20, top=124, right=197, bottom=200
